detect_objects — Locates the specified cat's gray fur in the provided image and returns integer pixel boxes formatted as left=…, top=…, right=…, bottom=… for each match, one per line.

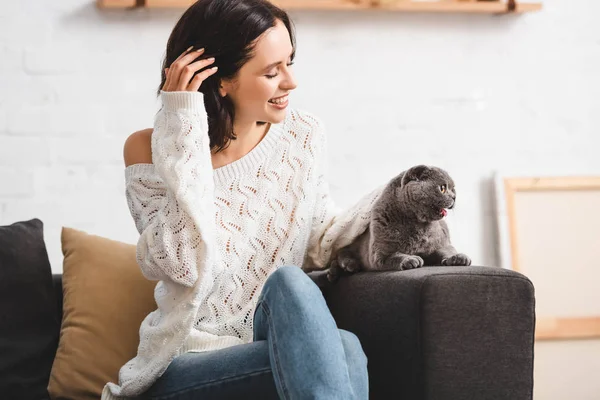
left=327, top=165, right=471, bottom=282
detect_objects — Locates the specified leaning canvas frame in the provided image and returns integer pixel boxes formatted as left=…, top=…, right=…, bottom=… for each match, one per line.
left=494, top=172, right=600, bottom=341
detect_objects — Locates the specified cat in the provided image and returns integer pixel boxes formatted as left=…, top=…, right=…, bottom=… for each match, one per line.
left=327, top=164, right=471, bottom=283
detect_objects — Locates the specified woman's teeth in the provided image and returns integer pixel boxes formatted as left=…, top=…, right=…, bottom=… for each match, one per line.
left=269, top=96, right=287, bottom=104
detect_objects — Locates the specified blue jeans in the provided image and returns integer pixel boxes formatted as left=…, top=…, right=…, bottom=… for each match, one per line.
left=137, top=266, right=369, bottom=399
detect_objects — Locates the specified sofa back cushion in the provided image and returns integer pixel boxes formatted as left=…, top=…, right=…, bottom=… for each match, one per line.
left=48, top=226, right=157, bottom=399
left=0, top=218, right=60, bottom=400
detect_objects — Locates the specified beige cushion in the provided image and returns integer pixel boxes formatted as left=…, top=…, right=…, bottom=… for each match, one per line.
left=48, top=227, right=157, bottom=400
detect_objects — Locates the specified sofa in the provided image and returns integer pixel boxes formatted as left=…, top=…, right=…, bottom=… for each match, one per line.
left=2, top=219, right=536, bottom=399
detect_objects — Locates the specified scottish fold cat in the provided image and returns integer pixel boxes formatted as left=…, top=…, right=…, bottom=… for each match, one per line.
left=327, top=165, right=471, bottom=282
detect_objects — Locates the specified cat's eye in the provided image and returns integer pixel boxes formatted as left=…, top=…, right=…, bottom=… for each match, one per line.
left=439, top=185, right=447, bottom=194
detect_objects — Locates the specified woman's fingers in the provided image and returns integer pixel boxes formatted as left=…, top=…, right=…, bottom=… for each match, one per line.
left=187, top=66, right=218, bottom=92
left=162, top=47, right=209, bottom=92
left=169, top=48, right=205, bottom=88
left=163, top=47, right=194, bottom=91
left=163, top=68, right=172, bottom=91
left=176, top=57, right=216, bottom=91
left=174, top=46, right=197, bottom=64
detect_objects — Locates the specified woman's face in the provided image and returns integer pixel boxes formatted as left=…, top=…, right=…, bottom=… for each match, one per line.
left=220, top=19, right=297, bottom=125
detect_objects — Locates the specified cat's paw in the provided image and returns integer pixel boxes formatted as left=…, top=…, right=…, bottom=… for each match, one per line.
left=326, top=268, right=340, bottom=283
left=339, top=256, right=361, bottom=273
left=441, top=253, right=472, bottom=266
left=399, top=255, right=424, bottom=270
left=326, top=260, right=343, bottom=283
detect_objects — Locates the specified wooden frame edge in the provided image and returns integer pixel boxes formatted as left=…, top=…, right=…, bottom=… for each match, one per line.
left=536, top=317, right=600, bottom=341
left=502, top=175, right=600, bottom=341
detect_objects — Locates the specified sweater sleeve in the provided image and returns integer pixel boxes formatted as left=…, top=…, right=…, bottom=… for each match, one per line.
left=303, top=116, right=384, bottom=272
left=125, top=91, right=218, bottom=288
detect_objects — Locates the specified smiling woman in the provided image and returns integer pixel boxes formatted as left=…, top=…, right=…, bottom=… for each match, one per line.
left=157, top=2, right=297, bottom=155
left=107, top=0, right=383, bottom=399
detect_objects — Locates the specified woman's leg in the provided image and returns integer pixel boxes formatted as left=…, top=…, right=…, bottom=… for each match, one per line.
left=136, top=340, right=279, bottom=400
left=253, top=265, right=369, bottom=400
left=338, top=329, right=370, bottom=400
left=136, top=265, right=368, bottom=400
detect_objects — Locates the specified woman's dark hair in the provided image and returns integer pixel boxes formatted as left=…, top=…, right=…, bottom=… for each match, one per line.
left=157, top=0, right=296, bottom=153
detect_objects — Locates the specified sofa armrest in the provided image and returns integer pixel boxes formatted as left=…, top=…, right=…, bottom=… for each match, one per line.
left=309, top=266, right=535, bottom=400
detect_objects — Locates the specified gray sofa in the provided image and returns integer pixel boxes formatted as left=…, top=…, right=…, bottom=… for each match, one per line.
left=52, top=265, right=535, bottom=399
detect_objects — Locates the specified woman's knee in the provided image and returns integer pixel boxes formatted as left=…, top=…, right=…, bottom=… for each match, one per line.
left=270, top=265, right=305, bottom=280
left=265, top=265, right=316, bottom=293
left=339, top=329, right=368, bottom=367
left=258, top=265, right=324, bottom=310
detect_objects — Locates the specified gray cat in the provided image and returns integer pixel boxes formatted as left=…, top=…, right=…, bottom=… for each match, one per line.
left=327, top=165, right=471, bottom=283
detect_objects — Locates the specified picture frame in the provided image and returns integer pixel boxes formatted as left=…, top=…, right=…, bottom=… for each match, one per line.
left=494, top=173, right=600, bottom=340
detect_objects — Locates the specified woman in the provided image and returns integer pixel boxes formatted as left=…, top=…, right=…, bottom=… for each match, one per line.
left=103, top=0, right=382, bottom=398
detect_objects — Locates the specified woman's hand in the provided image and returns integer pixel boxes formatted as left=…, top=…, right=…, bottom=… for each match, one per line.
left=162, top=46, right=218, bottom=92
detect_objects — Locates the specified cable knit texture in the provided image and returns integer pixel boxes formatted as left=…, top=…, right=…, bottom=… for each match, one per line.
left=101, top=91, right=383, bottom=399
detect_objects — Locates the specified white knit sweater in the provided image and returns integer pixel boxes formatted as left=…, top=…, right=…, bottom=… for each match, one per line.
left=101, top=91, right=383, bottom=399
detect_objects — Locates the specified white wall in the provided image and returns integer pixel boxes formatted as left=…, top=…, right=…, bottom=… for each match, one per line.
left=1, top=0, right=599, bottom=273
left=2, top=1, right=600, bottom=399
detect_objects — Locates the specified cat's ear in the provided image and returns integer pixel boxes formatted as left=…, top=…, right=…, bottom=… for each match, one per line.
left=401, top=165, right=430, bottom=186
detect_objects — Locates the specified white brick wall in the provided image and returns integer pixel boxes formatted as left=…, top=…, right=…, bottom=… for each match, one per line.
left=1, top=0, right=599, bottom=274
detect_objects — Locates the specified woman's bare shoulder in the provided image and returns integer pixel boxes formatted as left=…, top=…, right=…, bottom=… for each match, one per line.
left=123, top=128, right=153, bottom=167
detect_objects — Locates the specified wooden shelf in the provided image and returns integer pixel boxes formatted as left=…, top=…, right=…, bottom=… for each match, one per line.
left=97, top=0, right=543, bottom=14
left=97, top=0, right=136, bottom=7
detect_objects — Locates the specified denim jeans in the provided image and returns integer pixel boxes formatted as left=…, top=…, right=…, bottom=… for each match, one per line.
left=137, top=265, right=369, bottom=399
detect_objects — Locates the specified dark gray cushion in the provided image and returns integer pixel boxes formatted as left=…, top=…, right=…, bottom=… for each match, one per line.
left=0, top=218, right=59, bottom=400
